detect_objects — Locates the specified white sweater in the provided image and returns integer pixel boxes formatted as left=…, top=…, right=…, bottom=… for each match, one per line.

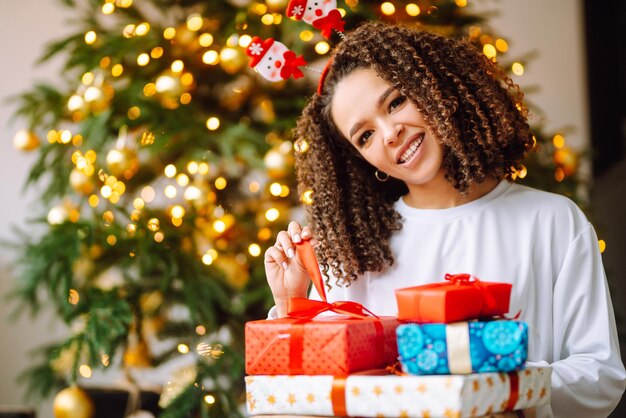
left=272, top=180, right=626, bottom=417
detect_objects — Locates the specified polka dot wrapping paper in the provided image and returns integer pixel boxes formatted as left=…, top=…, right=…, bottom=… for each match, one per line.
left=397, top=321, right=528, bottom=375
left=245, top=367, right=551, bottom=417
left=245, top=315, right=399, bottom=376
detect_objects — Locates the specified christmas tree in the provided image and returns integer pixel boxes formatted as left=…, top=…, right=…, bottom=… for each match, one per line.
left=9, top=0, right=584, bottom=417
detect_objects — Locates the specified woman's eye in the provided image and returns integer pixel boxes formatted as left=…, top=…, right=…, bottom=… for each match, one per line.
left=389, top=95, right=406, bottom=111
left=358, top=130, right=373, bottom=146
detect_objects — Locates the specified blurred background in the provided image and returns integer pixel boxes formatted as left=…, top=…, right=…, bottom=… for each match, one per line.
left=0, top=0, right=624, bottom=417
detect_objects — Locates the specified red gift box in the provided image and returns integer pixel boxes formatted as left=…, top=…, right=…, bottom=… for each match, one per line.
left=245, top=241, right=399, bottom=376
left=395, top=273, right=512, bottom=323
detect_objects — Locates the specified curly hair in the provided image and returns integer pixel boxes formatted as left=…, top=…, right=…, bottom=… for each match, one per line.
left=294, top=21, right=533, bottom=287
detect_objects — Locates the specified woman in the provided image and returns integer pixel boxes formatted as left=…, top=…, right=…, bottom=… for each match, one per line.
left=263, top=21, right=625, bottom=418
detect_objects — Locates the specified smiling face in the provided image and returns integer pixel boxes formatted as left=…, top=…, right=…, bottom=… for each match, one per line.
left=330, top=68, right=446, bottom=190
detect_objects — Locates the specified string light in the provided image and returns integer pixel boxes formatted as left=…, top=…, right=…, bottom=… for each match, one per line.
left=163, top=27, right=176, bottom=39
left=196, top=325, right=207, bottom=335
left=512, top=62, right=524, bottom=76
left=187, top=14, right=203, bottom=31
left=206, top=117, right=220, bottom=130
left=204, top=394, right=216, bottom=405
left=177, top=344, right=190, bottom=354
left=315, top=41, right=330, bottom=55
left=85, top=31, right=97, bottom=45
left=381, top=2, right=395, bottom=15
left=79, top=365, right=92, bottom=378
left=553, top=134, right=565, bottom=149
left=68, top=289, right=80, bottom=305
left=200, top=33, right=214, bottom=47
left=406, top=4, right=420, bottom=16
left=135, top=22, right=150, bottom=36
left=164, top=164, right=177, bottom=178
left=248, top=243, right=261, bottom=257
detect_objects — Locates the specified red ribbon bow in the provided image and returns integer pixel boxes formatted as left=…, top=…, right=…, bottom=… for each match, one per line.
left=312, top=9, right=346, bottom=39
left=280, top=50, right=306, bottom=80
left=444, top=273, right=498, bottom=312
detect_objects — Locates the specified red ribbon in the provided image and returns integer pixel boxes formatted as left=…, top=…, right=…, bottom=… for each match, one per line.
left=312, top=9, right=346, bottom=39
left=444, top=273, right=498, bottom=312
left=505, top=372, right=520, bottom=411
left=284, top=241, right=384, bottom=375
left=280, top=50, right=306, bottom=80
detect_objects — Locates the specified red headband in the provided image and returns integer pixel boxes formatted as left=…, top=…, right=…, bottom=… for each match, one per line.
left=317, top=57, right=334, bottom=96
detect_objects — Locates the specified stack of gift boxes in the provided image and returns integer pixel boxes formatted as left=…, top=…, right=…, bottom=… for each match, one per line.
left=245, top=242, right=551, bottom=417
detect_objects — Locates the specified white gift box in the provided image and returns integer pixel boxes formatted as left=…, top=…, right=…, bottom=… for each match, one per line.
left=245, top=367, right=551, bottom=417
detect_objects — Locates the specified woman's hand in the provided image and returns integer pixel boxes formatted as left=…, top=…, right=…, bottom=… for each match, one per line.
left=264, top=221, right=317, bottom=317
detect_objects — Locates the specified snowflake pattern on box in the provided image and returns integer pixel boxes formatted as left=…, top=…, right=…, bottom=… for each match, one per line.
left=397, top=320, right=528, bottom=375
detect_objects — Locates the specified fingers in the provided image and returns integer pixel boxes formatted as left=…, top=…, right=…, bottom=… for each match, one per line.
left=264, top=244, right=289, bottom=271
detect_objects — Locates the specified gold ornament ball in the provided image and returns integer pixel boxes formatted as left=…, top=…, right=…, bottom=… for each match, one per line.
left=70, top=169, right=94, bottom=195
left=219, top=47, right=248, bottom=74
left=13, top=129, right=40, bottom=151
left=106, top=148, right=139, bottom=179
left=266, top=0, right=288, bottom=11
left=53, top=386, right=94, bottom=418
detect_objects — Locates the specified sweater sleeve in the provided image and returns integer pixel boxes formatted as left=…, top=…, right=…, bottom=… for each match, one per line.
left=527, top=223, right=625, bottom=417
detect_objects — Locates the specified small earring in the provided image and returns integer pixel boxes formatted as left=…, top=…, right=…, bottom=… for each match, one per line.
left=375, top=170, right=389, bottom=182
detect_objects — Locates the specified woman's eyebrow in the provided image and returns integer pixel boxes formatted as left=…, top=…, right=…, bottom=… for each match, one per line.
left=348, top=86, right=396, bottom=139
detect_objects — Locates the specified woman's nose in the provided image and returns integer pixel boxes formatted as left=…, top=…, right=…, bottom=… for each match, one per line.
left=382, top=121, right=403, bottom=146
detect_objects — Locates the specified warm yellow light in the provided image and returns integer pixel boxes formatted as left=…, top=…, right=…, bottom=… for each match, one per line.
left=200, top=33, right=214, bottom=47
left=178, top=344, right=190, bottom=354
left=315, top=41, right=330, bottom=55
left=239, top=34, right=252, bottom=47
left=142, top=186, right=156, bottom=202
left=133, top=197, right=145, bottom=210
left=202, top=253, right=214, bottom=265
left=302, top=190, right=314, bottom=205
left=176, top=173, right=190, bottom=186
left=135, top=22, right=150, bottom=36
left=102, top=3, right=115, bottom=14
left=164, top=164, right=177, bottom=178
left=299, top=30, right=314, bottom=42
left=143, top=83, right=157, bottom=97
left=85, top=31, right=97, bottom=45
left=171, top=205, right=185, bottom=218
left=455, top=0, right=467, bottom=7
left=512, top=62, right=524, bottom=76
left=151, top=47, right=164, bottom=58
left=88, top=195, right=100, bottom=207
left=213, top=220, right=226, bottom=233
left=127, top=223, right=137, bottom=234
left=164, top=185, right=177, bottom=198
left=128, top=106, right=141, bottom=120
left=187, top=14, right=203, bottom=31
left=483, top=44, right=497, bottom=59
left=107, top=235, right=117, bottom=245
left=148, top=218, right=160, bottom=231
left=249, top=181, right=260, bottom=193
left=381, top=2, right=395, bottom=15
left=406, top=3, right=420, bottom=16
left=198, top=162, right=210, bottom=175
left=202, top=50, right=219, bottom=65
left=171, top=60, right=184, bottom=73
left=553, top=134, right=565, bottom=149
left=137, top=53, right=150, bottom=66
left=99, top=56, right=111, bottom=68
left=254, top=3, right=267, bottom=14
left=265, top=208, right=280, bottom=222
left=248, top=243, right=262, bottom=257
left=181, top=72, right=194, bottom=86
left=82, top=72, right=95, bottom=85
left=280, top=185, right=290, bottom=197
left=180, top=93, right=192, bottom=105
left=204, top=394, right=216, bottom=405
left=269, top=182, right=283, bottom=196
left=495, top=39, right=508, bottom=52
left=206, top=117, right=220, bottom=131
left=187, top=161, right=199, bottom=174
left=123, top=24, right=136, bottom=38
left=60, top=130, right=72, bottom=144
left=154, top=231, right=165, bottom=242
left=79, top=365, right=92, bottom=378
left=196, top=325, right=207, bottom=335
left=215, top=177, right=227, bottom=190
left=261, top=14, right=274, bottom=25
left=101, top=185, right=112, bottom=198
left=163, top=27, right=176, bottom=40
left=68, top=289, right=80, bottom=305
left=101, top=354, right=110, bottom=366
left=184, top=186, right=201, bottom=201
left=171, top=217, right=183, bottom=227
left=111, top=64, right=124, bottom=77
left=599, top=239, right=606, bottom=253
left=554, top=168, right=565, bottom=182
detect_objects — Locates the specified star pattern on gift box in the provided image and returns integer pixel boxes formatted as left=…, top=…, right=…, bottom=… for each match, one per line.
left=246, top=392, right=256, bottom=412
left=540, top=388, right=547, bottom=399
left=417, top=383, right=428, bottom=393
left=486, top=406, right=494, bottom=414
left=351, top=386, right=360, bottom=396
left=394, top=385, right=404, bottom=394
left=375, top=414, right=385, bottom=418
left=527, top=388, right=534, bottom=400
left=399, top=410, right=409, bottom=418
left=267, top=395, right=276, bottom=405
left=486, top=376, right=494, bottom=387
left=444, top=408, right=461, bottom=418
left=471, top=406, right=479, bottom=417
left=287, top=393, right=296, bottom=405
left=422, top=411, right=431, bottom=418
left=500, top=401, right=508, bottom=411
left=306, top=393, right=315, bottom=403
left=473, top=380, right=480, bottom=392
left=373, top=385, right=383, bottom=396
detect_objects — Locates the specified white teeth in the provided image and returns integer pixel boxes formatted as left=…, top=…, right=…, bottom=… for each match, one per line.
left=398, top=134, right=424, bottom=164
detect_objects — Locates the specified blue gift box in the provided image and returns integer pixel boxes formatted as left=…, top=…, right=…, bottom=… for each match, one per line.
left=397, top=320, right=528, bottom=375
